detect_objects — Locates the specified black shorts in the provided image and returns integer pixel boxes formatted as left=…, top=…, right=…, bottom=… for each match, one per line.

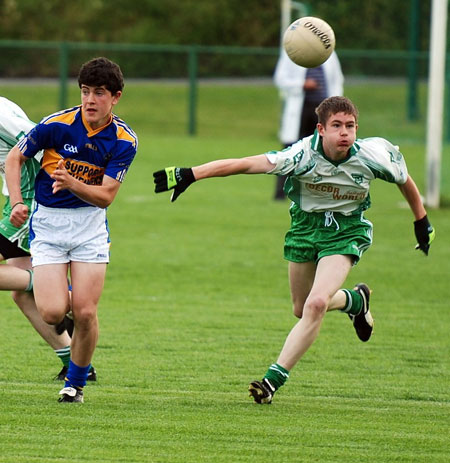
left=0, top=233, right=31, bottom=259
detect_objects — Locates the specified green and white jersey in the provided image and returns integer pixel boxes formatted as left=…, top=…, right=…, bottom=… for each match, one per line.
left=0, top=96, right=41, bottom=198
left=265, top=131, right=408, bottom=216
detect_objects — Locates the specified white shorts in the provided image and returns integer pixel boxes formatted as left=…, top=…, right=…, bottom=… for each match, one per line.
left=29, top=204, right=110, bottom=267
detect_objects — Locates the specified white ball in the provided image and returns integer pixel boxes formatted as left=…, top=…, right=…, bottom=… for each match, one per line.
left=283, top=16, right=335, bottom=68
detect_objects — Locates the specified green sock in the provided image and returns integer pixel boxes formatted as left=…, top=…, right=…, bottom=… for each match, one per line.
left=55, top=346, right=71, bottom=367
left=340, top=289, right=363, bottom=315
left=263, top=363, right=290, bottom=391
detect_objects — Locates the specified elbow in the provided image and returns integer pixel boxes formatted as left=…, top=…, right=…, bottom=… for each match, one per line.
left=99, top=192, right=117, bottom=208
left=97, top=199, right=112, bottom=209
left=85, top=196, right=112, bottom=209
left=94, top=189, right=117, bottom=209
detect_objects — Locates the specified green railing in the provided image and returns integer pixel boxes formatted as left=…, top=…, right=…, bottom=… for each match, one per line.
left=0, top=40, right=447, bottom=137
left=0, top=40, right=281, bottom=135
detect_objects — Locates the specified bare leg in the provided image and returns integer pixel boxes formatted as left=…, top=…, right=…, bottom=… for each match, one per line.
left=69, top=262, right=106, bottom=367
left=33, top=263, right=71, bottom=325
left=277, top=255, right=353, bottom=370
left=288, top=260, right=316, bottom=318
left=289, top=260, right=349, bottom=318
left=0, top=261, right=32, bottom=291
left=8, top=257, right=71, bottom=349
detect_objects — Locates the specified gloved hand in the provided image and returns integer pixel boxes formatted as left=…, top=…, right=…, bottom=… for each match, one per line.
left=414, top=215, right=435, bottom=256
left=153, top=167, right=196, bottom=202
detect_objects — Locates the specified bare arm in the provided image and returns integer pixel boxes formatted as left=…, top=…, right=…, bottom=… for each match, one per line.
left=153, top=154, right=275, bottom=202
left=51, top=159, right=121, bottom=208
left=192, top=154, right=274, bottom=180
left=398, top=175, right=435, bottom=255
left=5, top=145, right=27, bottom=205
left=396, top=175, right=426, bottom=220
left=5, top=145, right=29, bottom=227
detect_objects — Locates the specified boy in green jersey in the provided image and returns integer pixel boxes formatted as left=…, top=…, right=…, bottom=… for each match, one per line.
left=153, top=96, right=434, bottom=404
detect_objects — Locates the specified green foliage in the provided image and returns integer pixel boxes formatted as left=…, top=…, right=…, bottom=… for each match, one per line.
left=0, top=0, right=434, bottom=50
left=0, top=1, right=439, bottom=79
left=0, top=0, right=281, bottom=46
left=312, top=0, right=432, bottom=51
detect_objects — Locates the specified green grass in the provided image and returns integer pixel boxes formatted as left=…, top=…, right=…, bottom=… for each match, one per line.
left=0, top=79, right=432, bottom=141
left=0, top=82, right=449, bottom=462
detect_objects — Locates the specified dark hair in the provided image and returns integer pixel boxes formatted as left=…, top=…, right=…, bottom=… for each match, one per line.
left=78, top=57, right=124, bottom=95
left=315, top=96, right=359, bottom=125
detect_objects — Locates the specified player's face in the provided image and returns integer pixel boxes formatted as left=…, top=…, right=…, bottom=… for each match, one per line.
left=317, top=112, right=358, bottom=160
left=81, top=85, right=121, bottom=129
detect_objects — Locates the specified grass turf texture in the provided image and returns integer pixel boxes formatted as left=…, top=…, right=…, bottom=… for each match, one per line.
left=0, top=81, right=449, bottom=462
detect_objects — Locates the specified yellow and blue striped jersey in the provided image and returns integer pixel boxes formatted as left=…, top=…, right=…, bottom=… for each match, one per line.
left=18, top=105, right=137, bottom=208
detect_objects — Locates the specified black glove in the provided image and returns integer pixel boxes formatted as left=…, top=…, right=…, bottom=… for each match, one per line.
left=414, top=215, right=435, bottom=256
left=153, top=167, right=196, bottom=202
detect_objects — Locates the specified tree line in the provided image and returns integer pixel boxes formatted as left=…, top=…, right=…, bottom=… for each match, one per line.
left=0, top=0, right=434, bottom=78
left=0, top=0, right=433, bottom=50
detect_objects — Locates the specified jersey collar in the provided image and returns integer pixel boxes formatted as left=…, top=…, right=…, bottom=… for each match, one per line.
left=80, top=108, right=113, bottom=137
left=310, top=130, right=360, bottom=166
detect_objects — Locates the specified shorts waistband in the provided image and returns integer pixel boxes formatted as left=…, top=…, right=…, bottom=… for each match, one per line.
left=291, top=204, right=361, bottom=220
left=36, top=204, right=100, bottom=215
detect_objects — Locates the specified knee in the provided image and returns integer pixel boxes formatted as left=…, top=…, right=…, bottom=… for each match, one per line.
left=33, top=298, right=67, bottom=325
left=73, top=306, right=97, bottom=329
left=304, top=294, right=328, bottom=320
left=39, top=306, right=67, bottom=325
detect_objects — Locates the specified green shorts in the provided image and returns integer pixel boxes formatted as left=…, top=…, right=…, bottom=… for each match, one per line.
left=284, top=204, right=373, bottom=264
left=0, top=197, right=35, bottom=253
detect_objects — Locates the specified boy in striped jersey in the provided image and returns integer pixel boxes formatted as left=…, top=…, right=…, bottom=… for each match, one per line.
left=6, top=58, right=137, bottom=403
left=153, top=96, right=434, bottom=404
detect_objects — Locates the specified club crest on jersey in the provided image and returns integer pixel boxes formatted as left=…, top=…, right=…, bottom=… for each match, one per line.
left=389, top=150, right=402, bottom=164
left=85, top=143, right=98, bottom=152
left=351, top=174, right=364, bottom=184
left=292, top=149, right=304, bottom=164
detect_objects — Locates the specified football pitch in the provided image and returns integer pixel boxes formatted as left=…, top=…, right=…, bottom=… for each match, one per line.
left=0, top=81, right=449, bottom=462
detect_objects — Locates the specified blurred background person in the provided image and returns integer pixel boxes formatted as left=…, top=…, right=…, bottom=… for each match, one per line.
left=273, top=49, right=344, bottom=199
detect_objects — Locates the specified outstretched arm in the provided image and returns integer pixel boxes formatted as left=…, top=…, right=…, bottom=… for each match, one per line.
left=397, top=175, right=435, bottom=255
left=192, top=155, right=273, bottom=179
left=153, top=154, right=274, bottom=202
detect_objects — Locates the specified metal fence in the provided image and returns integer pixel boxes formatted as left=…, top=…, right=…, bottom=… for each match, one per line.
left=0, top=40, right=448, bottom=137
